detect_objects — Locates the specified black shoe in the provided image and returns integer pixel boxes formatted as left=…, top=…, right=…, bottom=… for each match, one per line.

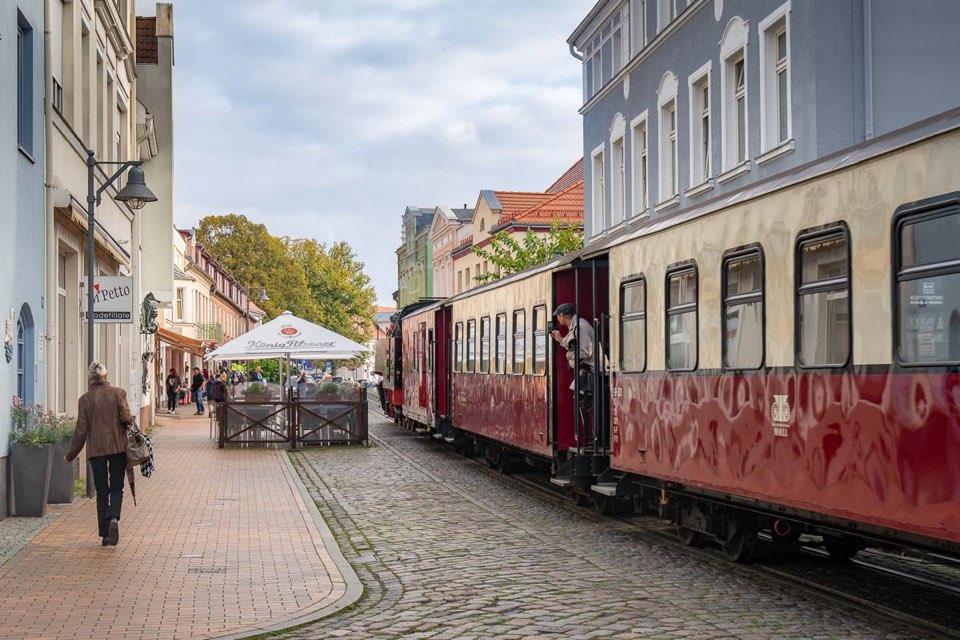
left=107, top=518, right=120, bottom=546
left=102, top=537, right=110, bottom=546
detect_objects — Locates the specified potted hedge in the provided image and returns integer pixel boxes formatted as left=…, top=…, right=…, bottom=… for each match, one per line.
left=48, top=413, right=77, bottom=504
left=315, top=382, right=340, bottom=402
left=339, top=381, right=361, bottom=401
left=243, top=381, right=272, bottom=402
left=9, top=398, right=60, bottom=517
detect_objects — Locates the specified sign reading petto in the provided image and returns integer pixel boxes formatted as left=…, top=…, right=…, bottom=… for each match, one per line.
left=82, top=276, right=134, bottom=323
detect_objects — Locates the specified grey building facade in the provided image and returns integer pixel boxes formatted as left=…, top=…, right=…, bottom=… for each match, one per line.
left=569, top=0, right=960, bottom=241
left=0, top=0, right=47, bottom=515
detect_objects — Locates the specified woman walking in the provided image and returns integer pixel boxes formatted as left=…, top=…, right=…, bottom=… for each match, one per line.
left=165, top=368, right=180, bottom=414
left=65, top=362, right=133, bottom=546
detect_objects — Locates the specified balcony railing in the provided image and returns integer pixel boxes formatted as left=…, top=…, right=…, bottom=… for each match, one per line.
left=198, top=323, right=223, bottom=341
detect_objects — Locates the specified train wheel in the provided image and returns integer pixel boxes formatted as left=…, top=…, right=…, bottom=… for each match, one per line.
left=593, top=494, right=613, bottom=515
left=722, top=525, right=757, bottom=563
left=677, top=526, right=703, bottom=547
left=571, top=492, right=592, bottom=508
left=824, top=536, right=862, bottom=561
left=496, top=454, right=511, bottom=475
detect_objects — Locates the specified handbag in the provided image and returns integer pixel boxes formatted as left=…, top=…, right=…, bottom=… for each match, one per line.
left=126, top=421, right=151, bottom=467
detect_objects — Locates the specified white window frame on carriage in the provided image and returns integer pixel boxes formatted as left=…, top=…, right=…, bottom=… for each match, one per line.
left=757, top=1, right=794, bottom=164
left=591, top=143, right=606, bottom=236
left=718, top=16, right=751, bottom=183
left=630, top=110, right=650, bottom=219
left=686, top=61, right=713, bottom=197
left=656, top=71, right=680, bottom=212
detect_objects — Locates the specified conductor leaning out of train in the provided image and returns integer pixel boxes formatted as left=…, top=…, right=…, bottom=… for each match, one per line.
left=551, top=303, right=595, bottom=395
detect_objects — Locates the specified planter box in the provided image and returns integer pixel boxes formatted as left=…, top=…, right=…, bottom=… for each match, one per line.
left=10, top=444, right=53, bottom=517
left=47, top=439, right=76, bottom=504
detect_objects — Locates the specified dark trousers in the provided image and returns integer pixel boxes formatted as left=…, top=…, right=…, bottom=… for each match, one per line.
left=167, top=391, right=177, bottom=411
left=89, top=452, right=126, bottom=537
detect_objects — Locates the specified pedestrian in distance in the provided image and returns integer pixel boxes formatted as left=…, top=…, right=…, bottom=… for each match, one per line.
left=190, top=367, right=205, bottom=415
left=249, top=365, right=265, bottom=382
left=205, top=374, right=216, bottom=416
left=165, top=368, right=180, bottom=414
left=296, top=370, right=308, bottom=397
left=64, top=362, right=133, bottom=547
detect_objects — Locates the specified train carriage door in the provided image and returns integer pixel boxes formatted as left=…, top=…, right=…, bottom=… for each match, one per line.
left=418, top=322, right=428, bottom=409
left=551, top=256, right=610, bottom=473
left=427, top=327, right=435, bottom=414
left=434, top=306, right=450, bottom=425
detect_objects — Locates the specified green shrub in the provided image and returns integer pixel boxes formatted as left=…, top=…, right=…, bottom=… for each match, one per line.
left=317, top=382, right=340, bottom=394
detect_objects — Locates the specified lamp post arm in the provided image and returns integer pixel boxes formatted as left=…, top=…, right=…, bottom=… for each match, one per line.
left=95, top=160, right=143, bottom=205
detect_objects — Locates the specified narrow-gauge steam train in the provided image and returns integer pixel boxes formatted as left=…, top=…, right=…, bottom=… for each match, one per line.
left=376, top=108, right=960, bottom=562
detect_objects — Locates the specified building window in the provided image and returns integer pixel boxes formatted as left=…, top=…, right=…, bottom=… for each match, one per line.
left=631, top=113, right=649, bottom=216
left=52, top=78, right=63, bottom=114
left=16, top=317, right=26, bottom=402
left=720, top=17, right=749, bottom=172
left=480, top=316, right=491, bottom=373
left=631, top=0, right=646, bottom=54
left=759, top=3, right=791, bottom=151
left=466, top=319, right=476, bottom=373
left=796, top=229, right=850, bottom=367
left=666, top=265, right=697, bottom=371
left=611, top=136, right=626, bottom=226
left=591, top=146, right=605, bottom=236
left=17, top=12, right=34, bottom=154
left=895, top=202, right=960, bottom=365
left=57, top=252, right=68, bottom=412
left=657, top=0, right=675, bottom=31
left=532, top=305, right=547, bottom=375
left=657, top=72, right=679, bottom=205
left=722, top=248, right=764, bottom=369
left=454, top=322, right=463, bottom=372
left=175, top=287, right=184, bottom=320
left=582, top=6, right=628, bottom=100
left=688, top=63, right=712, bottom=187
left=620, top=277, right=646, bottom=372
left=495, top=313, right=507, bottom=374
left=512, top=309, right=526, bottom=374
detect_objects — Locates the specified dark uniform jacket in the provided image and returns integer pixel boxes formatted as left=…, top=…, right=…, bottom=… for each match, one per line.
left=66, top=381, right=133, bottom=461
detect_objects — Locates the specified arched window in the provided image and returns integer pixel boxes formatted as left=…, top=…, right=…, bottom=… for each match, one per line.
left=16, top=304, right=34, bottom=406
left=480, top=219, right=486, bottom=232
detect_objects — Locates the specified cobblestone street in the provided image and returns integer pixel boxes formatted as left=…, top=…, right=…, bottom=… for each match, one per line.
left=284, top=412, right=928, bottom=640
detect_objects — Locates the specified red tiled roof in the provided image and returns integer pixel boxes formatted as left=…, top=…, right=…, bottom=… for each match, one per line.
left=507, top=179, right=584, bottom=225
left=492, top=191, right=553, bottom=219
left=376, top=305, right=396, bottom=313
left=546, top=158, right=584, bottom=194
left=136, top=17, right=158, bottom=64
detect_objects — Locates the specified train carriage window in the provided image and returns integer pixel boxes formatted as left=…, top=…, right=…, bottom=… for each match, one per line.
left=480, top=316, right=491, bottom=373
left=666, top=266, right=698, bottom=371
left=797, top=230, right=850, bottom=367
left=495, top=313, right=507, bottom=374
left=620, top=277, right=646, bottom=372
left=513, top=309, right=526, bottom=374
left=454, top=322, right=463, bottom=372
left=723, top=249, right=764, bottom=369
left=427, top=328, right=434, bottom=374
left=897, top=206, right=960, bottom=365
left=466, top=319, right=476, bottom=373
left=532, top=306, right=547, bottom=376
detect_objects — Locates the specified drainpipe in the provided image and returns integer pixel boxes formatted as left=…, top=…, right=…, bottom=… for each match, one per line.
left=863, top=0, right=874, bottom=140
left=568, top=42, right=584, bottom=61
left=43, top=0, right=56, bottom=411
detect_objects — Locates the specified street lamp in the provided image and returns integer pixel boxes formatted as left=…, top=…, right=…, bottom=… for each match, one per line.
left=245, top=286, right=269, bottom=333
left=85, top=150, right=158, bottom=369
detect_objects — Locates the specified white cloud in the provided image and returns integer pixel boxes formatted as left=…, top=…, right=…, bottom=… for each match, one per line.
left=170, top=0, right=590, bottom=304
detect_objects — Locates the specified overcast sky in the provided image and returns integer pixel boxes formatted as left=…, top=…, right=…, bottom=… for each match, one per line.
left=151, top=0, right=589, bottom=305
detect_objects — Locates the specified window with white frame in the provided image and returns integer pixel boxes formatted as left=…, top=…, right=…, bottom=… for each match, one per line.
left=688, top=63, right=712, bottom=187
left=657, top=72, right=679, bottom=204
left=631, top=113, right=649, bottom=216
left=630, top=0, right=646, bottom=54
left=611, top=114, right=626, bottom=226
left=759, top=3, right=791, bottom=152
left=582, top=5, right=629, bottom=101
left=591, top=146, right=606, bottom=235
left=657, top=0, right=675, bottom=32
left=720, top=17, right=749, bottom=172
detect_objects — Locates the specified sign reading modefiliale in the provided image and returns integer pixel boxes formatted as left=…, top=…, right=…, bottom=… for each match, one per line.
left=82, top=276, right=134, bottom=323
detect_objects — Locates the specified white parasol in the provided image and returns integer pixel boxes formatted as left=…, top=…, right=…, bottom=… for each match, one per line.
left=204, top=311, right=370, bottom=362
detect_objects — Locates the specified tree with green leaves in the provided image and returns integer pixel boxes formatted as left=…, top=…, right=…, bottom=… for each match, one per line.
left=471, top=219, right=583, bottom=283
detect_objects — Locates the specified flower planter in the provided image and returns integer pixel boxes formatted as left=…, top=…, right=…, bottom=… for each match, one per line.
left=10, top=443, right=54, bottom=517
left=243, top=394, right=273, bottom=403
left=47, top=438, right=76, bottom=504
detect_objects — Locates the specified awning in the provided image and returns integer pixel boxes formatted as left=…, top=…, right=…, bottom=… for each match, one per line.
left=157, top=326, right=210, bottom=357
left=205, top=310, right=370, bottom=361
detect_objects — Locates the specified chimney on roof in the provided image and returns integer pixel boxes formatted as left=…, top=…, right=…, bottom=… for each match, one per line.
left=463, top=204, right=467, bottom=210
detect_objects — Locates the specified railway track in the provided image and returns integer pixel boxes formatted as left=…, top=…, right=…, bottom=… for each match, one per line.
left=366, top=401, right=960, bottom=639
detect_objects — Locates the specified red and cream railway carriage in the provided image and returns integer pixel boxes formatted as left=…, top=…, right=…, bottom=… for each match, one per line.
left=595, top=109, right=960, bottom=560
left=382, top=107, right=960, bottom=562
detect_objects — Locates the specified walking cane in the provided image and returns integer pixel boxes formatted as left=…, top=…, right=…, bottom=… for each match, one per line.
left=126, top=467, right=138, bottom=506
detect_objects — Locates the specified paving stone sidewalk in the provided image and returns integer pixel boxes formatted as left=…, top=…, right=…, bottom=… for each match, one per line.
left=281, top=411, right=929, bottom=640
left=0, top=413, right=360, bottom=640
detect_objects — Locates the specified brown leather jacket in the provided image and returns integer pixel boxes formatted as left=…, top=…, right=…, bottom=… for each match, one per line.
left=66, top=381, right=133, bottom=461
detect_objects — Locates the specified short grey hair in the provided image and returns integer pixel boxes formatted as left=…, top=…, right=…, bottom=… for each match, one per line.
left=88, top=362, right=108, bottom=383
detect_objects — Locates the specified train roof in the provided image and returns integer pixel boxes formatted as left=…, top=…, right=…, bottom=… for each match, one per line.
left=583, top=106, right=960, bottom=258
